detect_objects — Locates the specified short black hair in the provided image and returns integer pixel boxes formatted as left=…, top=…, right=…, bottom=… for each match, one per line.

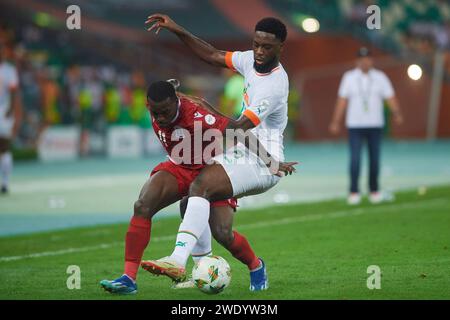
left=147, top=80, right=177, bottom=103
left=255, top=17, right=287, bottom=42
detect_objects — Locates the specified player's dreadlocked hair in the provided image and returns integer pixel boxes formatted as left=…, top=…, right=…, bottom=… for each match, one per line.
left=255, top=17, right=287, bottom=42
left=146, top=80, right=177, bottom=103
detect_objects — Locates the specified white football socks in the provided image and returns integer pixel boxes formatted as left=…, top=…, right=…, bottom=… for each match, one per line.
left=191, top=225, right=212, bottom=264
left=170, top=196, right=210, bottom=267
left=0, top=152, right=12, bottom=188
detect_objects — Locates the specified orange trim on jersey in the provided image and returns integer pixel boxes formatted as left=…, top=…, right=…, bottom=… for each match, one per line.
left=225, top=51, right=235, bottom=70
left=243, top=109, right=261, bottom=126
left=243, top=92, right=250, bottom=107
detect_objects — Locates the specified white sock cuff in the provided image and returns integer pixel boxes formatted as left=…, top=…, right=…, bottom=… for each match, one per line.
left=188, top=196, right=210, bottom=208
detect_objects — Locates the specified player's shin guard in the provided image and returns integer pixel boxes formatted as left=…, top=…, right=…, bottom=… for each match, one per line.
left=124, top=216, right=151, bottom=280
left=170, top=196, right=210, bottom=267
left=227, top=231, right=260, bottom=270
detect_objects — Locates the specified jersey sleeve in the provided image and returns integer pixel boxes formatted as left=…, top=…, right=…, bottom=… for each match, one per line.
left=225, top=50, right=253, bottom=76
left=379, top=72, right=395, bottom=99
left=338, top=73, right=351, bottom=98
left=242, top=92, right=279, bottom=126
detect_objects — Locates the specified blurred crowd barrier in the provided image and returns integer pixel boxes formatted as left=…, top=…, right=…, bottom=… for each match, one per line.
left=37, top=125, right=162, bottom=162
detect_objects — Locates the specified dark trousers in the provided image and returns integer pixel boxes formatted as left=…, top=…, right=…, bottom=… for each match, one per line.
left=348, top=128, right=383, bottom=193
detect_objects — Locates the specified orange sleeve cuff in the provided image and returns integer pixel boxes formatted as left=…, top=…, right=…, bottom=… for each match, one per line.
left=243, top=109, right=261, bottom=126
left=225, top=51, right=235, bottom=70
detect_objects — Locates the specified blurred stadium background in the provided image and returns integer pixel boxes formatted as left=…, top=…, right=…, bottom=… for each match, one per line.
left=0, top=0, right=449, bottom=237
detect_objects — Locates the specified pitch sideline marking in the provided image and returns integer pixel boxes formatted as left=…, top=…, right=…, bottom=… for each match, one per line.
left=0, top=198, right=447, bottom=263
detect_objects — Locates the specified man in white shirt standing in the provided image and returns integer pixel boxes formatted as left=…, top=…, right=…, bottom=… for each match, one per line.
left=329, top=47, right=403, bottom=205
left=0, top=43, right=21, bottom=194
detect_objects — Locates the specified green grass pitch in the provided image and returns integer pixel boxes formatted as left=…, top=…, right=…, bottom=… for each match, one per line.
left=0, top=185, right=449, bottom=300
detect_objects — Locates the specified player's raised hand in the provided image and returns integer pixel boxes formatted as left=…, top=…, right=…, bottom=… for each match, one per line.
left=145, top=14, right=179, bottom=34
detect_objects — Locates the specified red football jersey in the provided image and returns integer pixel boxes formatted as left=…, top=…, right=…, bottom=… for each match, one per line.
left=151, top=97, right=229, bottom=169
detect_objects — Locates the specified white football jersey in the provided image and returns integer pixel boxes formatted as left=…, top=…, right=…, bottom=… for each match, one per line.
left=225, top=50, right=288, bottom=161
left=0, top=62, right=19, bottom=117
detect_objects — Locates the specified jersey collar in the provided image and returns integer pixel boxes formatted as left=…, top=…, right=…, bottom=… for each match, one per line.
left=170, top=98, right=181, bottom=124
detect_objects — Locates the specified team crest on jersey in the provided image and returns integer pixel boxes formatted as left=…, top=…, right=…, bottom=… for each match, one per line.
left=205, top=114, right=216, bottom=125
left=255, top=99, right=269, bottom=115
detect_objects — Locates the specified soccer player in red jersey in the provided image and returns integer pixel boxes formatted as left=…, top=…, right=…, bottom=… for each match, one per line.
left=100, top=80, right=291, bottom=294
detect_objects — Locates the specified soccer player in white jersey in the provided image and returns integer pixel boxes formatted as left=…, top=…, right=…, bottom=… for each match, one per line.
left=143, top=15, right=295, bottom=290
left=0, top=43, right=21, bottom=194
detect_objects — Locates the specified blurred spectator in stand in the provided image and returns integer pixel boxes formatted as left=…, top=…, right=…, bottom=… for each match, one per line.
left=87, top=68, right=105, bottom=132
left=117, top=72, right=133, bottom=124
left=129, top=70, right=150, bottom=128
left=104, top=78, right=121, bottom=124
left=287, top=84, right=300, bottom=141
left=220, top=68, right=244, bottom=118
left=78, top=73, right=93, bottom=156
left=39, top=67, right=61, bottom=126
left=63, top=65, right=81, bottom=124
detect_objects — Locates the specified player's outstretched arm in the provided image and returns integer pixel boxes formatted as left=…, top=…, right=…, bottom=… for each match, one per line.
left=145, top=13, right=228, bottom=68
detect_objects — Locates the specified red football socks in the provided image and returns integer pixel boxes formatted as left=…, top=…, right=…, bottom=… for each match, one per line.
left=124, top=216, right=151, bottom=280
left=227, top=231, right=260, bottom=270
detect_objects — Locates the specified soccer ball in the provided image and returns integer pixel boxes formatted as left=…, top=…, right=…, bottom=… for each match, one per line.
left=192, top=255, right=231, bottom=294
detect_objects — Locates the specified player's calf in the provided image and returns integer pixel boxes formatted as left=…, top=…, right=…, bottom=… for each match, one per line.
left=210, top=222, right=234, bottom=248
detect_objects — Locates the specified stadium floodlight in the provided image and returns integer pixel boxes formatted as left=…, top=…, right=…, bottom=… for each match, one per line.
left=407, top=64, right=423, bottom=80
left=302, top=18, right=320, bottom=33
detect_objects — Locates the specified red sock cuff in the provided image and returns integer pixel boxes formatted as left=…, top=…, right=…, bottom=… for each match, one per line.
left=130, top=215, right=151, bottom=228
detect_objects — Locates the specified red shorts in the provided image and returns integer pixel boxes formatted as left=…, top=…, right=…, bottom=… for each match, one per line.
left=151, top=161, right=238, bottom=210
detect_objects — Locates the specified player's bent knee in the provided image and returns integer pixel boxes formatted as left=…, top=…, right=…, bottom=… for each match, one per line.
left=133, top=200, right=153, bottom=219
left=188, top=177, right=212, bottom=200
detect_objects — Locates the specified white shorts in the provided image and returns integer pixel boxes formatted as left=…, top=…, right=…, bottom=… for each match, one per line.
left=0, top=116, right=14, bottom=139
left=213, top=147, right=281, bottom=198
